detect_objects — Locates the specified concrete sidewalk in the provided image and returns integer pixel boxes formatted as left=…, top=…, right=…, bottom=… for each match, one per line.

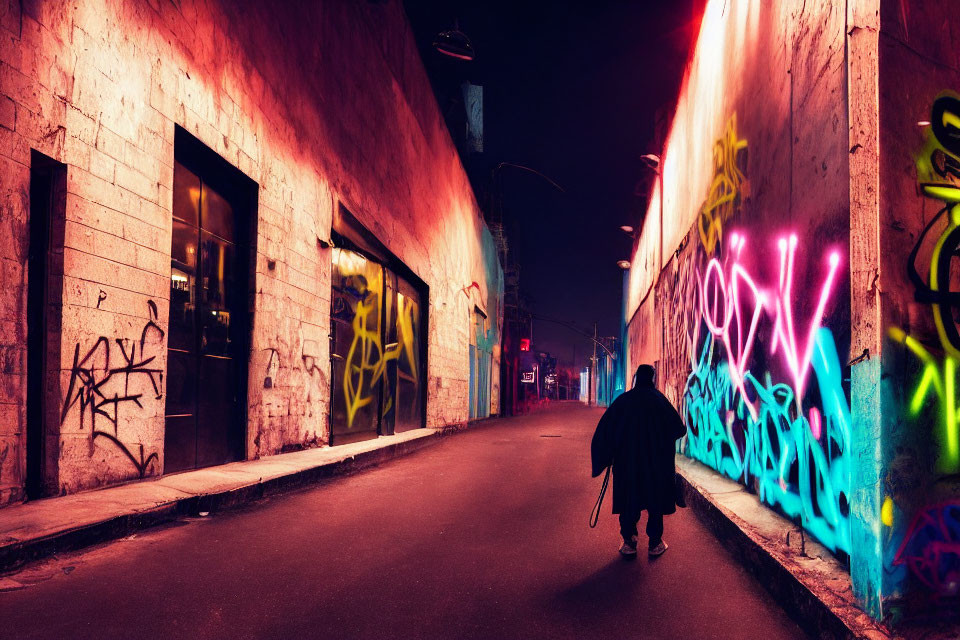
left=676, top=456, right=895, bottom=640
left=0, top=426, right=447, bottom=573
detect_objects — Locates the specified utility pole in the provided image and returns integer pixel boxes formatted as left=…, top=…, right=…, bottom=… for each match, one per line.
left=572, top=343, right=577, bottom=402
left=589, top=321, right=597, bottom=406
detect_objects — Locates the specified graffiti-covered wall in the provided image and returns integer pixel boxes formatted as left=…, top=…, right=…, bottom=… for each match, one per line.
left=623, top=0, right=893, bottom=618
left=0, top=0, right=501, bottom=503
left=627, top=0, right=854, bottom=551
left=625, top=0, right=960, bottom=624
left=874, top=0, right=960, bottom=621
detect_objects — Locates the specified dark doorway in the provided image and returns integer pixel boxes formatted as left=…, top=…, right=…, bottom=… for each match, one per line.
left=27, top=151, right=66, bottom=499
left=164, top=127, right=257, bottom=473
left=329, top=205, right=427, bottom=445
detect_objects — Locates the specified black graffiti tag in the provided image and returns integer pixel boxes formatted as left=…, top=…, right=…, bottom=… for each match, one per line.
left=60, top=301, right=165, bottom=477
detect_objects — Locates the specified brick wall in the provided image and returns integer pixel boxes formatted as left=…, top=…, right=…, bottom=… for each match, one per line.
left=0, top=0, right=502, bottom=502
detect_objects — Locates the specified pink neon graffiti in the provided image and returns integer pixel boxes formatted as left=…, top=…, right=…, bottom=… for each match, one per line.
left=809, top=406, right=822, bottom=440
left=695, top=232, right=841, bottom=415
left=770, top=234, right=841, bottom=406
left=698, top=233, right=764, bottom=420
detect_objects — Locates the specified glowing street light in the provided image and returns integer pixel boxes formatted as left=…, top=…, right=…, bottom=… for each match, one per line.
left=641, top=153, right=661, bottom=174
left=433, top=20, right=475, bottom=61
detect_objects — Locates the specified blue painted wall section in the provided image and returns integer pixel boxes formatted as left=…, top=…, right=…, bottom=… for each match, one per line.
left=850, top=357, right=884, bottom=618
left=468, top=226, right=503, bottom=419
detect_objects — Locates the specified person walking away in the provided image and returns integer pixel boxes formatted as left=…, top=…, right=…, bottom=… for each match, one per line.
left=590, top=363, right=686, bottom=557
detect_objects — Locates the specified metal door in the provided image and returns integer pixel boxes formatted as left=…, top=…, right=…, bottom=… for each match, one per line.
left=329, top=250, right=424, bottom=442
left=392, top=274, right=423, bottom=432
left=330, top=248, right=384, bottom=444
left=164, top=160, right=246, bottom=472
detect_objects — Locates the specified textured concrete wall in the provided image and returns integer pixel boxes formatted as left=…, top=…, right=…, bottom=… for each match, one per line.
left=846, top=0, right=884, bottom=619
left=873, top=0, right=960, bottom=621
left=0, top=0, right=501, bottom=502
left=626, top=0, right=960, bottom=624
left=624, top=0, right=858, bottom=598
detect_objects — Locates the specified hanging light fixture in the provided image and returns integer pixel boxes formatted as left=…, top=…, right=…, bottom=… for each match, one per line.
left=433, top=19, right=475, bottom=61
left=641, top=153, right=661, bottom=173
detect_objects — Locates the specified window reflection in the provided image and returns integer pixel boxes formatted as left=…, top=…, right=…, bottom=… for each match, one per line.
left=172, top=161, right=200, bottom=226
left=200, top=232, right=234, bottom=356
left=169, top=218, right=196, bottom=352
left=201, top=182, right=234, bottom=240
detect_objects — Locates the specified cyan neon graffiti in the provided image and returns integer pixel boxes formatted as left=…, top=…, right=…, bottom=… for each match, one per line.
left=684, top=233, right=850, bottom=553
left=684, top=329, right=851, bottom=553
left=770, top=235, right=842, bottom=409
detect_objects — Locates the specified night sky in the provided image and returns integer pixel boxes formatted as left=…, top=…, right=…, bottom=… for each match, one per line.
left=405, top=1, right=704, bottom=371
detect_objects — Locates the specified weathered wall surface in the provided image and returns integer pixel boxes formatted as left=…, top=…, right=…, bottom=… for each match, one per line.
left=0, top=0, right=501, bottom=502
left=873, top=0, right=960, bottom=620
left=627, top=0, right=853, bottom=558
left=626, top=0, right=960, bottom=623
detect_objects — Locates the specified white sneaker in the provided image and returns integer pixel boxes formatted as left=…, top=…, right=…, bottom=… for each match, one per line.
left=648, top=541, right=668, bottom=557
left=618, top=535, right=638, bottom=557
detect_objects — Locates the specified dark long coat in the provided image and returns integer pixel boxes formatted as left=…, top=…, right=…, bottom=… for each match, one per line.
left=590, top=380, right=687, bottom=515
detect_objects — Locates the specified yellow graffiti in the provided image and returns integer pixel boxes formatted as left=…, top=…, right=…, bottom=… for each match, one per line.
left=892, top=94, right=960, bottom=472
left=343, top=295, right=383, bottom=428
left=396, top=294, right=419, bottom=385
left=340, top=264, right=421, bottom=429
left=888, top=327, right=960, bottom=472
left=698, top=114, right=748, bottom=255
left=881, top=496, right=894, bottom=527
left=930, top=205, right=960, bottom=361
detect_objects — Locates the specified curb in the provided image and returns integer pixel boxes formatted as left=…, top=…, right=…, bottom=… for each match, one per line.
left=677, top=470, right=895, bottom=640
left=0, top=430, right=445, bottom=574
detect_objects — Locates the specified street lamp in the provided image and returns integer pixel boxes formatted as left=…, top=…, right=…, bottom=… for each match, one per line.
left=618, top=225, right=634, bottom=270
left=493, top=162, right=565, bottom=193
left=433, top=20, right=475, bottom=61
left=488, top=161, right=565, bottom=228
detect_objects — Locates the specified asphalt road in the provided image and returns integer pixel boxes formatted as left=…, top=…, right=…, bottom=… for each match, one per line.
left=0, top=402, right=807, bottom=640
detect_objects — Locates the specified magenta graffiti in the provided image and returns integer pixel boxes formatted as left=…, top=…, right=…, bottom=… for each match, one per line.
left=770, top=234, right=841, bottom=408
left=684, top=230, right=851, bottom=553
left=699, top=232, right=764, bottom=419
left=696, top=232, right=841, bottom=416
left=893, top=501, right=960, bottom=597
